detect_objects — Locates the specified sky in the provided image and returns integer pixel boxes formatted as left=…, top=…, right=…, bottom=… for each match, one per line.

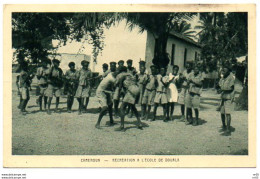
left=54, top=15, right=201, bottom=73
left=54, top=20, right=147, bottom=73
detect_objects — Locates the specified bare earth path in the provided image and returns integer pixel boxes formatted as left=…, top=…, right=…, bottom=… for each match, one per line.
left=12, top=74, right=248, bottom=155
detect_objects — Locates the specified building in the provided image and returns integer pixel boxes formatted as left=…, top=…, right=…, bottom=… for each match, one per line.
left=50, top=21, right=200, bottom=74
left=145, top=31, right=202, bottom=73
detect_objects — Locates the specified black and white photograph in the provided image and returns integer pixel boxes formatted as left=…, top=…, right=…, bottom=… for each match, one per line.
left=3, top=4, right=256, bottom=168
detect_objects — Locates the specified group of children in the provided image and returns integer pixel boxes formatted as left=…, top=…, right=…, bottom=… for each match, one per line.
left=17, top=58, right=235, bottom=135
left=94, top=59, right=234, bottom=135
left=17, top=58, right=93, bottom=115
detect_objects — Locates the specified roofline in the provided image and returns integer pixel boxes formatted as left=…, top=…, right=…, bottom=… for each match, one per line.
left=169, top=32, right=202, bottom=48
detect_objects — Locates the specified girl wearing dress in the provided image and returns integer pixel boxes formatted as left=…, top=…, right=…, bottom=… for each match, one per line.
left=167, top=65, right=180, bottom=121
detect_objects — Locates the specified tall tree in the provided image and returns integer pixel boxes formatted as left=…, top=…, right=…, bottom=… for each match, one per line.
left=196, top=12, right=247, bottom=67
left=12, top=13, right=73, bottom=64
left=124, top=13, right=196, bottom=68
left=172, top=20, right=196, bottom=40
left=13, top=12, right=196, bottom=68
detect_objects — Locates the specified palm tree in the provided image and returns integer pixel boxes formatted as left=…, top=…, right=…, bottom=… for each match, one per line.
left=124, top=13, right=196, bottom=67
left=13, top=12, right=196, bottom=67
left=195, top=13, right=227, bottom=63
left=196, top=12, right=247, bottom=64
left=172, top=20, right=196, bottom=40
left=71, top=12, right=196, bottom=68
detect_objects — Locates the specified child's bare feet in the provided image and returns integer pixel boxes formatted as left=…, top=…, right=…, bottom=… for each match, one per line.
left=178, top=115, right=185, bottom=122
left=47, top=109, right=51, bottom=115
left=115, top=126, right=125, bottom=132
left=95, top=124, right=101, bottom=129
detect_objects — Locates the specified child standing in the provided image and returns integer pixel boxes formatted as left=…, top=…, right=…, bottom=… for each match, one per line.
left=218, top=66, right=235, bottom=136
left=153, top=67, right=169, bottom=122
left=75, top=60, right=92, bottom=115
left=45, top=59, right=63, bottom=115
left=185, top=65, right=203, bottom=126
left=65, top=62, right=78, bottom=113
left=138, top=61, right=148, bottom=119
left=138, top=61, right=147, bottom=103
left=177, top=62, right=193, bottom=122
left=19, top=61, right=34, bottom=115
left=167, top=65, right=180, bottom=121
left=142, top=65, right=158, bottom=121
left=36, top=60, right=49, bottom=111
left=125, top=59, right=137, bottom=118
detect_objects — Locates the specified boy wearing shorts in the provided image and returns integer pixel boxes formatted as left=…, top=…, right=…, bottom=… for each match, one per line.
left=111, top=61, right=124, bottom=118
left=95, top=68, right=124, bottom=129
left=65, top=62, right=78, bottom=113
left=142, top=65, right=158, bottom=121
left=153, top=67, right=169, bottom=122
left=19, top=61, right=34, bottom=115
left=75, top=60, right=92, bottom=115
left=36, top=60, right=49, bottom=111
left=177, top=62, right=193, bottom=121
left=185, top=66, right=203, bottom=126
left=138, top=61, right=148, bottom=118
left=218, top=66, right=235, bottom=136
left=45, top=59, right=63, bottom=114
left=114, top=67, right=143, bottom=131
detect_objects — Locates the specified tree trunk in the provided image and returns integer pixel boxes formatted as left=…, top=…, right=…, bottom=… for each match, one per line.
left=152, top=32, right=170, bottom=68
left=235, top=85, right=248, bottom=110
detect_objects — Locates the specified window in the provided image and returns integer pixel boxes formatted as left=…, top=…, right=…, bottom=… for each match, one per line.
left=184, top=48, right=187, bottom=67
left=171, top=44, right=176, bottom=65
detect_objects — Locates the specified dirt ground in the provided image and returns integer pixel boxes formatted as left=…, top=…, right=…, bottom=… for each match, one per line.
left=12, top=74, right=248, bottom=155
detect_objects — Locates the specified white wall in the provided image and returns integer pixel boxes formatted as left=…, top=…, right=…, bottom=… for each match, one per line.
left=145, top=31, right=201, bottom=74
left=166, top=35, right=201, bottom=73
left=55, top=20, right=147, bottom=73
left=59, top=54, right=91, bottom=71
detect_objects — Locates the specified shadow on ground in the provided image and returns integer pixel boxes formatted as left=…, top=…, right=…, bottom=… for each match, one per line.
left=219, top=126, right=236, bottom=136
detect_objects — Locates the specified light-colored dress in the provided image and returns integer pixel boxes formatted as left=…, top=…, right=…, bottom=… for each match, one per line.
left=167, top=73, right=179, bottom=103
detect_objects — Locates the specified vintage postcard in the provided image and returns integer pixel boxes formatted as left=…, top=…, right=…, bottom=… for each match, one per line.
left=3, top=4, right=256, bottom=167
